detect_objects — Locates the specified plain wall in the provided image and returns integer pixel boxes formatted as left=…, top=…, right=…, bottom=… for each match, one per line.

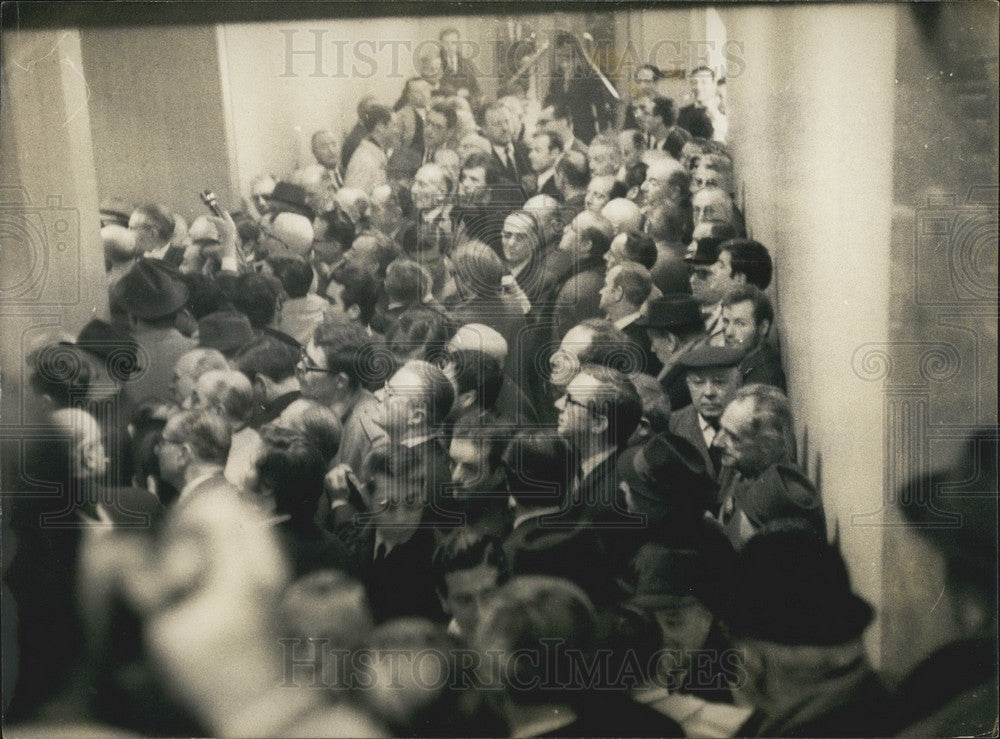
left=722, top=4, right=897, bottom=663
left=79, top=25, right=234, bottom=220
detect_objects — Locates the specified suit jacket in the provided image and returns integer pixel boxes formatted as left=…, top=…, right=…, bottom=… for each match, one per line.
left=739, top=342, right=788, bottom=393
left=621, top=319, right=664, bottom=376
left=668, top=404, right=718, bottom=480
left=552, top=261, right=606, bottom=341
left=172, top=472, right=241, bottom=511
left=544, top=69, right=613, bottom=145
left=490, top=141, right=530, bottom=184
left=345, top=524, right=444, bottom=624
left=439, top=54, right=481, bottom=102
left=503, top=513, right=622, bottom=608
left=537, top=172, right=561, bottom=200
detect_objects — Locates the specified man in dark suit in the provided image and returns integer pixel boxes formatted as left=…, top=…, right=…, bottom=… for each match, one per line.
left=668, top=344, right=744, bottom=480
left=453, top=153, right=525, bottom=255
left=341, top=442, right=445, bottom=624
left=599, top=261, right=662, bottom=377
left=371, top=359, right=457, bottom=529
left=551, top=210, right=614, bottom=341
left=543, top=36, right=614, bottom=145
left=526, top=130, right=563, bottom=200
left=438, top=27, right=482, bottom=108
left=634, top=294, right=709, bottom=411
left=501, top=431, right=621, bottom=608
left=482, top=100, right=530, bottom=186
left=129, top=203, right=184, bottom=267
left=721, top=284, right=787, bottom=392
left=553, top=364, right=646, bottom=574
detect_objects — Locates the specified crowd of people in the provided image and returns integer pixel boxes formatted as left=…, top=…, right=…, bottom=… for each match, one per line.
left=4, top=26, right=996, bottom=738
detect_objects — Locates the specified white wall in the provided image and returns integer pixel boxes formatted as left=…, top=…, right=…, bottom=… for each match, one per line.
left=722, top=4, right=897, bottom=662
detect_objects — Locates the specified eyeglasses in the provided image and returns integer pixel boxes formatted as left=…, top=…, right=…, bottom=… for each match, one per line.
left=563, top=392, right=594, bottom=413
left=298, top=349, right=338, bottom=374
left=155, top=435, right=184, bottom=450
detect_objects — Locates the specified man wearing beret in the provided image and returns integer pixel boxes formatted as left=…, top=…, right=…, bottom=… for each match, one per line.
left=112, top=259, right=197, bottom=405
left=636, top=293, right=709, bottom=411
left=712, top=383, right=825, bottom=547
left=720, top=529, right=890, bottom=736
left=668, top=344, right=744, bottom=480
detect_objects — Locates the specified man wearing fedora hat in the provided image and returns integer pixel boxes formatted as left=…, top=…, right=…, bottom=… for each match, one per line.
left=668, top=344, right=745, bottom=480
left=112, top=259, right=196, bottom=406
left=720, top=529, right=890, bottom=736
left=636, top=293, right=709, bottom=411
left=629, top=533, right=753, bottom=737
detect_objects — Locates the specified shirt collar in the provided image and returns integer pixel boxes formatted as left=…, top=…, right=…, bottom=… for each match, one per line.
left=580, top=447, right=616, bottom=479
left=178, top=470, right=223, bottom=502
left=513, top=505, right=564, bottom=531
left=613, top=311, right=643, bottom=330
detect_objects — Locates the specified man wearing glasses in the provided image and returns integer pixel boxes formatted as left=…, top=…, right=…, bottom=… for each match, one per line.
left=155, top=409, right=240, bottom=508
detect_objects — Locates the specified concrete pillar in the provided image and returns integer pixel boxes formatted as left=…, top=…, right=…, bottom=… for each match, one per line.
left=1, top=28, right=108, bottom=438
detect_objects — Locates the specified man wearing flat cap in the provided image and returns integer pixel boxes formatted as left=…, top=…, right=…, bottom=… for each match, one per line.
left=721, top=529, right=890, bottom=737
left=668, top=344, right=744, bottom=480
left=112, top=259, right=196, bottom=405
left=636, top=293, right=709, bottom=411
left=712, top=383, right=825, bottom=548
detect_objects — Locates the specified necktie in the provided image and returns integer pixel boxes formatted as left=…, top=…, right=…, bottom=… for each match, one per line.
left=507, top=145, right=518, bottom=178
left=707, top=419, right=724, bottom=474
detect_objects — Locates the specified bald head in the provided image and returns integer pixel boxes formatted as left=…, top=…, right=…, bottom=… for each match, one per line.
left=102, top=224, right=137, bottom=268
left=311, top=129, right=341, bottom=169
left=411, top=164, right=449, bottom=210
left=524, top=194, right=566, bottom=247
left=447, top=323, right=509, bottom=364
left=51, top=407, right=108, bottom=479
left=600, top=198, right=643, bottom=235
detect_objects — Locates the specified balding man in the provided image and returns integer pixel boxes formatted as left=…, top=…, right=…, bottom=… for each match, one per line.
left=129, top=203, right=184, bottom=267
left=102, top=224, right=137, bottom=288
left=640, top=157, right=691, bottom=213
left=552, top=211, right=614, bottom=341
left=409, top=163, right=453, bottom=234
left=601, top=197, right=644, bottom=236
left=713, top=384, right=825, bottom=549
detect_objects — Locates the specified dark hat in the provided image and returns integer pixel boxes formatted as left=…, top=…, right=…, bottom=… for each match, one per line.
left=733, top=463, right=825, bottom=535
left=198, top=310, right=256, bottom=354
left=684, top=236, right=722, bottom=265
left=635, top=294, right=704, bottom=333
left=630, top=528, right=734, bottom=611
left=75, top=319, right=144, bottom=380
left=721, top=528, right=874, bottom=646
left=678, top=344, right=745, bottom=371
left=618, top=433, right=716, bottom=523
left=899, top=428, right=997, bottom=595
left=113, top=259, right=188, bottom=320
left=270, top=182, right=314, bottom=219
